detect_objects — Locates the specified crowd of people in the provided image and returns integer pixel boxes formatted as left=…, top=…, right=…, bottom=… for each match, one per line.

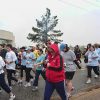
left=0, top=42, right=100, bottom=100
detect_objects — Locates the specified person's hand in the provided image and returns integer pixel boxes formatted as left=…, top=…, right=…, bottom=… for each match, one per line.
left=47, top=63, right=50, bottom=67
left=32, top=67, right=36, bottom=72
left=42, top=68, right=46, bottom=71
left=34, top=64, right=38, bottom=67
left=6, top=61, right=11, bottom=64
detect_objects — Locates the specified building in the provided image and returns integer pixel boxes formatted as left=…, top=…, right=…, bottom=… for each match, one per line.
left=0, top=30, right=15, bottom=46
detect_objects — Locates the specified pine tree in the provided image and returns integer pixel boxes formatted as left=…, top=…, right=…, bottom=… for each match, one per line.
left=27, top=8, right=63, bottom=44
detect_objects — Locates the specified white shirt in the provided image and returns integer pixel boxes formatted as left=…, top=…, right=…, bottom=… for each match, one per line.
left=5, top=51, right=17, bottom=70
left=0, top=56, right=5, bottom=74
left=87, top=51, right=99, bottom=66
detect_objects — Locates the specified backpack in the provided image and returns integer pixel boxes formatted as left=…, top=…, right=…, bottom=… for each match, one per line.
left=48, top=55, right=63, bottom=71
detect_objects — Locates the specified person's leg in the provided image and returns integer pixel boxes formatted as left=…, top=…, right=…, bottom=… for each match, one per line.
left=44, top=80, right=55, bottom=100
left=65, top=72, right=75, bottom=97
left=20, top=65, right=24, bottom=80
left=0, top=73, right=11, bottom=93
left=11, top=70, right=18, bottom=82
left=0, top=73, right=15, bottom=99
left=93, top=66, right=100, bottom=76
left=7, top=70, right=12, bottom=86
left=41, top=70, right=46, bottom=80
left=55, top=81, right=67, bottom=100
left=33, top=70, right=41, bottom=86
left=25, top=68, right=32, bottom=82
left=86, top=66, right=92, bottom=83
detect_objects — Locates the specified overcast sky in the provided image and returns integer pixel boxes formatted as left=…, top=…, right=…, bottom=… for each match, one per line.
left=0, top=0, right=100, bottom=47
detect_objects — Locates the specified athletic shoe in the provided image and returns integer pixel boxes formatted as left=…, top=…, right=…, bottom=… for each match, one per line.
left=32, top=86, right=38, bottom=91
left=24, top=83, right=31, bottom=87
left=67, top=93, right=72, bottom=98
left=9, top=86, right=12, bottom=90
left=86, top=79, right=91, bottom=84
left=94, top=75, right=99, bottom=78
left=9, top=94, right=15, bottom=100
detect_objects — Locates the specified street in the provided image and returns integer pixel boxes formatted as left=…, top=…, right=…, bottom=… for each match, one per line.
left=0, top=62, right=100, bottom=100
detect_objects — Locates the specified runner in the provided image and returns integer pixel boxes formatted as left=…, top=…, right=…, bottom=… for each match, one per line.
left=60, top=43, right=81, bottom=98
left=44, top=43, right=67, bottom=100
left=0, top=55, right=15, bottom=100
left=32, top=49, right=46, bottom=91
left=5, top=44, right=18, bottom=89
left=85, top=45, right=100, bottom=83
left=24, top=47, right=35, bottom=87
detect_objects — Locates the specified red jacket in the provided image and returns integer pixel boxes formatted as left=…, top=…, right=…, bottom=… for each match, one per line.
left=46, top=44, right=65, bottom=83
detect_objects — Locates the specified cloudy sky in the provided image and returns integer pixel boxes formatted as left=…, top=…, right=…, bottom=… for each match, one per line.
left=0, top=0, right=100, bottom=47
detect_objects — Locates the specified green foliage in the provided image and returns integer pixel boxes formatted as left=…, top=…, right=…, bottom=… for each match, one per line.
left=27, top=8, right=63, bottom=44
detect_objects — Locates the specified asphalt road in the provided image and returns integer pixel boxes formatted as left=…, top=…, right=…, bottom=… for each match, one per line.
left=0, top=62, right=100, bottom=100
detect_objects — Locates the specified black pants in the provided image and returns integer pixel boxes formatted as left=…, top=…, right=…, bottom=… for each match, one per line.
left=7, top=69, right=18, bottom=86
left=20, top=65, right=26, bottom=78
left=0, top=73, right=11, bottom=93
left=25, top=68, right=33, bottom=82
left=87, top=66, right=100, bottom=78
left=33, top=70, right=46, bottom=86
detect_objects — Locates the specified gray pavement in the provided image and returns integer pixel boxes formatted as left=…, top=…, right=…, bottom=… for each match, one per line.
left=0, top=62, right=100, bottom=100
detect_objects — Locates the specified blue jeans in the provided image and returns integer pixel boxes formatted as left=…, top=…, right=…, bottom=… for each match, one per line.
left=0, top=73, right=11, bottom=93
left=33, top=70, right=46, bottom=86
left=44, top=80, right=67, bottom=100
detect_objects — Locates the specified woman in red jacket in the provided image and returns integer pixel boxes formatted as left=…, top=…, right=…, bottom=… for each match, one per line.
left=44, top=43, right=67, bottom=100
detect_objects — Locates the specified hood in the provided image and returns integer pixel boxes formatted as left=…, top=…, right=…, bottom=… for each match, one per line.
left=50, top=44, right=60, bottom=55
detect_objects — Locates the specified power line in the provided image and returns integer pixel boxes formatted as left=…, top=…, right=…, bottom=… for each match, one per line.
left=84, top=0, right=100, bottom=8
left=58, top=0, right=88, bottom=11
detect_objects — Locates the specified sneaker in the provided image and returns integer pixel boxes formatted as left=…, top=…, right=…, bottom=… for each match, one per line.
left=67, top=93, right=72, bottom=98
left=24, top=83, right=31, bottom=87
left=9, top=86, right=12, bottom=90
left=86, top=79, right=91, bottom=84
left=94, top=75, right=99, bottom=78
left=9, top=94, right=15, bottom=100
left=30, top=79, right=34, bottom=84
left=32, top=86, right=38, bottom=91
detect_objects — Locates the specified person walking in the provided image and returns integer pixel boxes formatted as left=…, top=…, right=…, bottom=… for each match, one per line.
left=60, top=43, right=81, bottom=98
left=32, top=49, right=46, bottom=91
left=24, top=47, right=35, bottom=87
left=5, top=44, right=18, bottom=89
left=44, top=43, right=67, bottom=100
left=0, top=56, right=15, bottom=100
left=85, top=45, right=100, bottom=83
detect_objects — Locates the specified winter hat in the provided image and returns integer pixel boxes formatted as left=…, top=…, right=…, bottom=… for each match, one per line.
left=60, top=43, right=66, bottom=51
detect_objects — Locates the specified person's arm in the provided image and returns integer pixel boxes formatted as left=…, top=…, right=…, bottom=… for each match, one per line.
left=71, top=51, right=81, bottom=69
left=92, top=52, right=98, bottom=59
left=0, top=57, right=5, bottom=69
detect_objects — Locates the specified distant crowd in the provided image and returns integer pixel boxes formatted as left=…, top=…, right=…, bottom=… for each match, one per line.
left=0, top=41, right=100, bottom=100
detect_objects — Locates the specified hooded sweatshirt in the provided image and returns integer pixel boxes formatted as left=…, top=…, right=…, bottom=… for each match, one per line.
left=46, top=44, right=65, bottom=83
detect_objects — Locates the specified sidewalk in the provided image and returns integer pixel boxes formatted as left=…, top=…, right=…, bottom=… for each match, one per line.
left=70, top=86, right=100, bottom=100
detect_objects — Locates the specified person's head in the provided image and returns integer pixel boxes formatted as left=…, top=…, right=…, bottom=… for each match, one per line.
left=0, top=44, right=2, bottom=50
left=49, top=44, right=59, bottom=56
left=60, top=43, right=69, bottom=52
left=63, top=44, right=69, bottom=52
left=38, top=49, right=43, bottom=55
left=6, top=44, right=13, bottom=52
left=75, top=45, right=79, bottom=50
left=88, top=45, right=95, bottom=51
left=87, top=43, right=92, bottom=49
left=21, top=47, right=26, bottom=52
left=2, top=43, right=6, bottom=48
left=26, top=47, right=31, bottom=53
left=94, top=43, right=99, bottom=48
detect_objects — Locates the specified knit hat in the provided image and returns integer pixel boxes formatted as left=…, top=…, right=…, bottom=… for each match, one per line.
left=60, top=43, right=66, bottom=51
